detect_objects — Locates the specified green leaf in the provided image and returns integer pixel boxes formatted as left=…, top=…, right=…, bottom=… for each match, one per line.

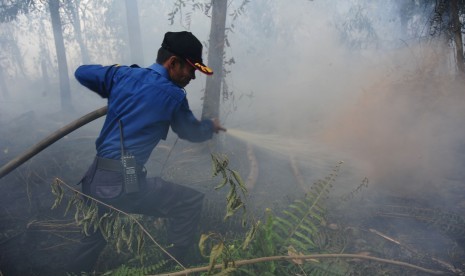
left=121, top=224, right=128, bottom=243
left=274, top=216, right=294, bottom=230
left=64, top=196, right=74, bottom=216
left=116, top=234, right=123, bottom=253
left=50, top=180, right=64, bottom=209
left=231, top=170, right=247, bottom=194
left=215, top=177, right=228, bottom=190
left=298, top=222, right=318, bottom=237
left=309, top=211, right=324, bottom=223
left=199, top=233, right=214, bottom=257
left=113, top=215, right=122, bottom=237
left=242, top=221, right=260, bottom=250
left=211, top=154, right=219, bottom=176
left=136, top=228, right=145, bottom=256
left=127, top=222, right=135, bottom=252
left=99, top=212, right=113, bottom=240
left=283, top=210, right=301, bottom=224
left=289, top=204, right=306, bottom=217
left=293, top=230, right=317, bottom=248
left=208, top=242, right=224, bottom=273
left=74, top=205, right=80, bottom=224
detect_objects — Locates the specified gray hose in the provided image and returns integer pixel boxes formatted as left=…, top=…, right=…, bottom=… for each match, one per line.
left=0, top=106, right=108, bottom=179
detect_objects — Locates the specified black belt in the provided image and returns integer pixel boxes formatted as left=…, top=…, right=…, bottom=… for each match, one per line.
left=96, top=157, right=122, bottom=171
left=96, top=156, right=145, bottom=173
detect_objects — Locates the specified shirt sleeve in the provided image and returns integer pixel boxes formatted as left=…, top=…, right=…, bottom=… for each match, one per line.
left=74, top=64, right=120, bottom=98
left=171, top=99, right=214, bottom=142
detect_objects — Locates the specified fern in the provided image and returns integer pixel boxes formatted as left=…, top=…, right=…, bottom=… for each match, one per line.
left=159, top=160, right=444, bottom=275
left=244, top=209, right=278, bottom=274
left=273, top=162, right=342, bottom=254
left=240, top=162, right=354, bottom=276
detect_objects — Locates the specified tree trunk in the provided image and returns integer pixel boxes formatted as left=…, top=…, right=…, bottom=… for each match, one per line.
left=0, top=66, right=10, bottom=99
left=68, top=0, right=90, bottom=63
left=125, top=0, right=144, bottom=65
left=40, top=55, right=51, bottom=96
left=450, top=0, right=465, bottom=75
left=201, top=0, right=227, bottom=120
left=39, top=18, right=52, bottom=94
left=49, top=0, right=73, bottom=111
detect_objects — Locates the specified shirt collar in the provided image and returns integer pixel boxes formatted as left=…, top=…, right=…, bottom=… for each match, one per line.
left=148, top=63, right=169, bottom=79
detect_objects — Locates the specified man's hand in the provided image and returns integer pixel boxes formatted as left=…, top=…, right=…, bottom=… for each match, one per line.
left=212, top=118, right=227, bottom=133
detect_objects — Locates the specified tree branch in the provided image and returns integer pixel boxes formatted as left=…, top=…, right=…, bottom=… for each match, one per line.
left=152, top=253, right=448, bottom=276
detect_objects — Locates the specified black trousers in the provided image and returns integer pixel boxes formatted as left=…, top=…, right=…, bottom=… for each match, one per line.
left=68, top=158, right=204, bottom=274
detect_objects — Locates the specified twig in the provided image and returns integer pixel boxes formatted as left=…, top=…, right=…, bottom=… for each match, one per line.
left=54, top=177, right=186, bottom=270
left=0, top=230, right=25, bottom=246
left=152, top=253, right=448, bottom=276
left=160, top=138, right=179, bottom=175
left=289, top=155, right=306, bottom=193
left=369, top=228, right=461, bottom=274
left=369, top=228, right=402, bottom=245
left=39, top=241, right=77, bottom=251
left=245, top=143, right=258, bottom=190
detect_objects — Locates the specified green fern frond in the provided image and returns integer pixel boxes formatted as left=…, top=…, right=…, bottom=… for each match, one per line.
left=241, top=163, right=345, bottom=275
left=275, top=181, right=333, bottom=252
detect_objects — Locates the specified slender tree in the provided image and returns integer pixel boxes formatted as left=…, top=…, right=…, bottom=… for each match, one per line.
left=167, top=0, right=249, bottom=121
left=0, top=66, right=9, bottom=99
left=201, top=0, right=227, bottom=120
left=450, top=0, right=465, bottom=75
left=125, top=0, right=144, bottom=65
left=0, top=0, right=34, bottom=22
left=49, top=0, right=73, bottom=111
left=38, top=14, right=52, bottom=95
left=0, top=0, right=36, bottom=99
left=64, top=0, right=90, bottom=64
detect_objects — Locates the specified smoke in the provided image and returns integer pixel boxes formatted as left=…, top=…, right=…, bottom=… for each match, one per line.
left=225, top=1, right=465, bottom=208
left=1, top=0, right=464, bottom=208
left=1, top=2, right=465, bottom=274
left=0, top=0, right=462, bottom=209
left=319, top=44, right=465, bottom=202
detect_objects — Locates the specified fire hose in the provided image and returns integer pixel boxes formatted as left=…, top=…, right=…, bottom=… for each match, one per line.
left=0, top=106, right=108, bottom=179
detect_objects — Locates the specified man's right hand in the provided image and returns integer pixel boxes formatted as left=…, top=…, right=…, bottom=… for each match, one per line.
left=212, top=118, right=227, bottom=133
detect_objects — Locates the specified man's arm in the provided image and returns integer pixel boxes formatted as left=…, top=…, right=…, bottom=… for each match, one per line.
left=74, top=64, right=120, bottom=98
left=171, top=100, right=225, bottom=142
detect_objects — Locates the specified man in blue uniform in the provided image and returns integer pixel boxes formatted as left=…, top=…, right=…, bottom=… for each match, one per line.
left=69, top=31, right=225, bottom=274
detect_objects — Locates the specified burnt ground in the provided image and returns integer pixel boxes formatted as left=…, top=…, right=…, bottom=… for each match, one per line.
left=1, top=110, right=465, bottom=275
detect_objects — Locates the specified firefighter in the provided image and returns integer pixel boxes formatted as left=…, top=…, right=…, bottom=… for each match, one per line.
left=68, top=31, right=225, bottom=274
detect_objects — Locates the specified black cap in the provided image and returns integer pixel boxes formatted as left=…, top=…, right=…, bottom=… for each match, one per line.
left=161, top=31, right=213, bottom=75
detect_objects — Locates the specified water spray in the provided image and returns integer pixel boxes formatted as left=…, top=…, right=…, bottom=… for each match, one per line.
left=225, top=128, right=346, bottom=182
left=227, top=128, right=335, bottom=160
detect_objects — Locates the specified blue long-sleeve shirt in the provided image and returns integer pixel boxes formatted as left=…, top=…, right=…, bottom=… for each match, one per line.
left=75, top=63, right=214, bottom=165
